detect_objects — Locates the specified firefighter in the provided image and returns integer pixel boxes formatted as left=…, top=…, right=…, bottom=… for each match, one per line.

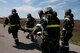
left=26, top=13, right=36, bottom=41
left=33, top=10, right=48, bottom=47
left=3, top=9, right=20, bottom=46
left=33, top=7, right=60, bottom=53
left=41, top=7, right=60, bottom=53
left=61, top=9, right=74, bottom=53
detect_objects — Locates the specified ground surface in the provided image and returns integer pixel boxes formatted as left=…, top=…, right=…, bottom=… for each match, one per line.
left=0, top=24, right=80, bottom=53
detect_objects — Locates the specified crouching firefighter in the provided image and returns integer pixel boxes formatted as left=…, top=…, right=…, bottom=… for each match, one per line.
left=3, top=9, right=21, bottom=46
left=33, top=10, right=48, bottom=47
left=60, top=9, right=74, bottom=53
left=33, top=24, right=45, bottom=47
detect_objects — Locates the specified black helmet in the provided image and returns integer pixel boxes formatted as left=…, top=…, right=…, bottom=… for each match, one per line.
left=38, top=10, right=43, bottom=15
left=44, top=7, right=53, bottom=14
left=67, top=9, right=71, bottom=13
left=65, top=9, right=72, bottom=15
left=27, top=13, right=31, bottom=17
left=38, top=10, right=43, bottom=18
left=47, top=7, right=53, bottom=13
left=53, top=11, right=57, bottom=16
left=12, top=9, right=16, bottom=12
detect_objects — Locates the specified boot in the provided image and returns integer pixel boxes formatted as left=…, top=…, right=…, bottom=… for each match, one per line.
left=15, top=39, right=19, bottom=46
left=31, top=34, right=35, bottom=41
left=60, top=46, right=69, bottom=53
left=26, top=34, right=30, bottom=39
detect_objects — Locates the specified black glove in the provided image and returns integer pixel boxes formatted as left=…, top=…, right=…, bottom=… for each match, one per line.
left=3, top=24, right=6, bottom=28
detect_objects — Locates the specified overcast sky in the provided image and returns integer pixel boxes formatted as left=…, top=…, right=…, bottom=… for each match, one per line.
left=0, top=0, right=80, bottom=20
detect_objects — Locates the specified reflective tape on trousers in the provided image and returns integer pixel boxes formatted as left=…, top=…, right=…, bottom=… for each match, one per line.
left=47, top=25, right=60, bottom=28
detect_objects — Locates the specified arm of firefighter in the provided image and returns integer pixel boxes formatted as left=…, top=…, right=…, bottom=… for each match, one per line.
left=32, top=26, right=39, bottom=35
left=19, top=27, right=30, bottom=33
left=61, top=18, right=68, bottom=40
left=72, top=15, right=75, bottom=28
left=19, top=27, right=26, bottom=32
left=3, top=18, right=9, bottom=27
left=18, top=15, right=21, bottom=28
left=63, top=18, right=69, bottom=29
left=61, top=29, right=65, bottom=41
left=54, top=17, right=60, bottom=25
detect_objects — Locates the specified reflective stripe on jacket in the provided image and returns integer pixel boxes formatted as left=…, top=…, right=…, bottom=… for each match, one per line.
left=47, top=24, right=60, bottom=28
left=10, top=24, right=19, bottom=26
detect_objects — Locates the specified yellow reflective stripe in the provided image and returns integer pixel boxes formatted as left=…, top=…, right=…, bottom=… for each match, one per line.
left=16, top=24, right=19, bottom=26
left=10, top=25, right=16, bottom=26
left=10, top=24, right=19, bottom=26
left=47, top=25, right=60, bottom=28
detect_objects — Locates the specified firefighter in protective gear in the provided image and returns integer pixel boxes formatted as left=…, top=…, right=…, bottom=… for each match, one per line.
left=34, top=7, right=60, bottom=53
left=61, top=9, right=74, bottom=53
left=33, top=23, right=44, bottom=47
left=33, top=10, right=48, bottom=48
left=34, top=10, right=46, bottom=35
left=26, top=13, right=36, bottom=41
left=4, top=9, right=20, bottom=46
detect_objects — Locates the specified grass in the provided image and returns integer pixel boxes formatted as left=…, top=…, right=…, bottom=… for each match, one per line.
left=0, top=19, right=5, bottom=24
left=70, top=31, right=80, bottom=46
left=70, top=20, right=80, bottom=46
left=0, top=18, right=80, bottom=46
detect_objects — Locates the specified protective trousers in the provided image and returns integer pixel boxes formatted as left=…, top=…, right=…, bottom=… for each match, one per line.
left=12, top=31, right=19, bottom=45
left=41, top=29, right=60, bottom=53
left=61, top=30, right=73, bottom=53
left=27, top=31, right=34, bottom=41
